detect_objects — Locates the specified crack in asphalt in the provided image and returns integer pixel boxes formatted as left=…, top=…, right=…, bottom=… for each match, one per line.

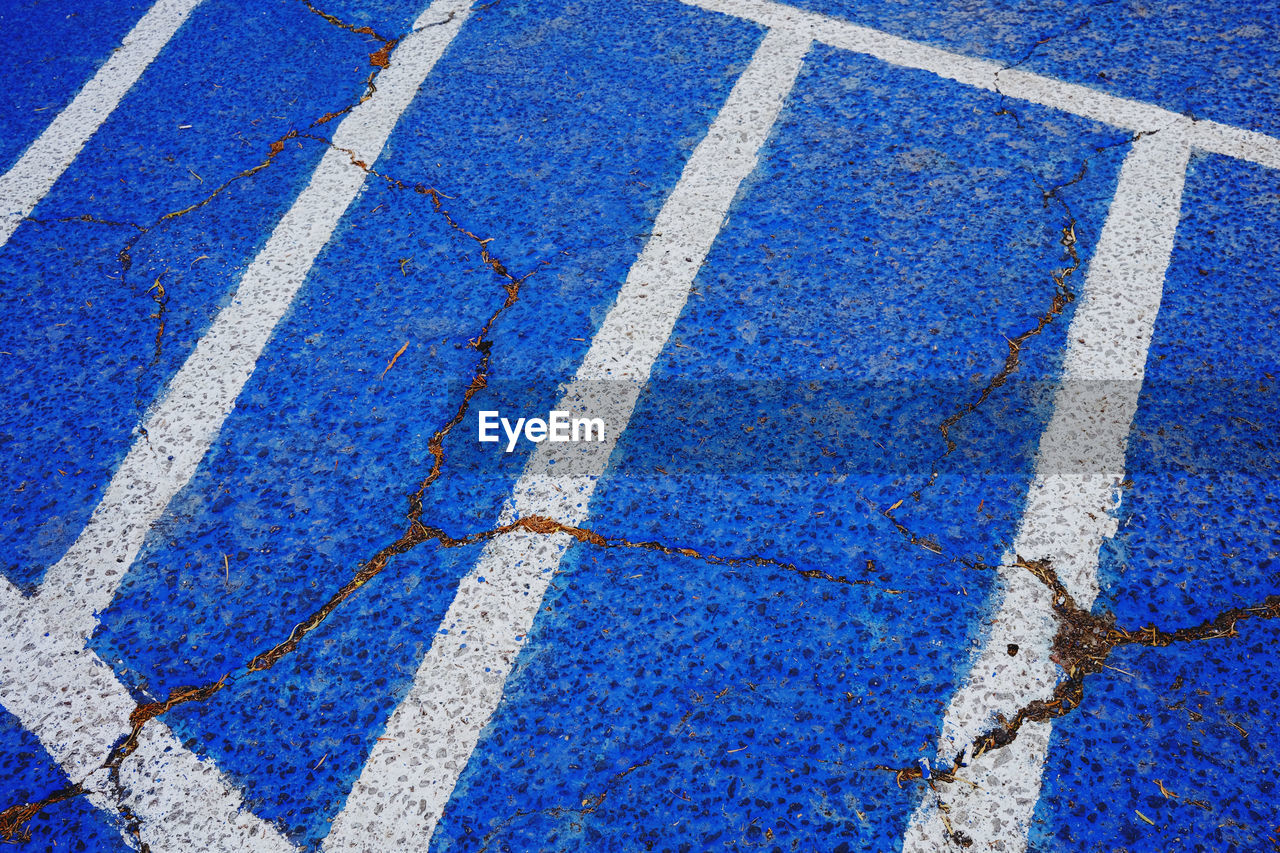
left=924, top=165, right=1084, bottom=498
left=964, top=559, right=1279, bottom=764
left=992, top=12, right=1098, bottom=129
left=145, top=270, right=170, bottom=367
left=0, top=126, right=867, bottom=844
left=876, top=164, right=1087, bottom=564
left=877, top=556, right=1279, bottom=820
left=0, top=784, right=84, bottom=846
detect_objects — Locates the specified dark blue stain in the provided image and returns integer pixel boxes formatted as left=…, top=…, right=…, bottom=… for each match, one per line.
left=89, top=0, right=761, bottom=847
left=432, top=45, right=1127, bottom=851
left=1032, top=154, right=1280, bottom=852
left=0, top=0, right=151, bottom=174
left=774, top=0, right=1280, bottom=137
left=0, top=709, right=131, bottom=853
left=0, top=0, right=427, bottom=590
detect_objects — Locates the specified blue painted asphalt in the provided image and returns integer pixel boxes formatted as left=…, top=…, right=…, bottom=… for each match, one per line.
left=780, top=0, right=1280, bottom=137
left=2, top=0, right=1278, bottom=850
left=1033, top=153, right=1280, bottom=853
left=433, top=43, right=1128, bottom=851
left=0, top=0, right=151, bottom=174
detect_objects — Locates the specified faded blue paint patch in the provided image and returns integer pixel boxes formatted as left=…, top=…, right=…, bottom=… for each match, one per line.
left=0, top=709, right=132, bottom=853
left=432, top=45, right=1128, bottom=851
left=0, top=0, right=422, bottom=590
left=1031, top=154, right=1280, bottom=851
left=769, top=0, right=1280, bottom=137
left=0, top=0, right=152, bottom=174
left=88, top=0, right=762, bottom=846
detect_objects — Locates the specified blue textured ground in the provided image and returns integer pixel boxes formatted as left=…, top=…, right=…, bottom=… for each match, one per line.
left=1, top=0, right=1277, bottom=850
left=1031, top=154, right=1280, bottom=853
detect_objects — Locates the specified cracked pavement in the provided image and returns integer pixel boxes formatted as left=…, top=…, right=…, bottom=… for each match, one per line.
left=1, top=0, right=1278, bottom=850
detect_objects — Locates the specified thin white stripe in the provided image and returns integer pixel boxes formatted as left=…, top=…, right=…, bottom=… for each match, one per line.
left=321, top=28, right=814, bottom=851
left=679, top=0, right=1280, bottom=166
left=0, top=2, right=473, bottom=848
left=36, top=0, right=475, bottom=630
left=0, top=0, right=207, bottom=248
left=671, top=1, right=1274, bottom=848
left=902, top=129, right=1191, bottom=852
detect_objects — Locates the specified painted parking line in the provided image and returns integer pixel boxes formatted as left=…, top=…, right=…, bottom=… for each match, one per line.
left=903, top=128, right=1192, bottom=852
left=0, top=0, right=206, bottom=247
left=1032, top=152, right=1280, bottom=852
left=680, top=0, right=1280, bottom=171
left=0, top=0, right=471, bottom=848
left=0, top=0, right=1275, bottom=848
left=323, top=26, right=813, bottom=850
left=732, top=0, right=1280, bottom=140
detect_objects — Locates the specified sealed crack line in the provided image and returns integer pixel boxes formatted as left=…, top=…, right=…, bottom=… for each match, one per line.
left=0, top=3, right=478, bottom=849
left=877, top=166, right=1088, bottom=565
left=146, top=270, right=171, bottom=366
left=961, top=559, right=1280, bottom=763
left=296, top=0, right=393, bottom=43
left=881, top=556, right=1280, bottom=781
left=0, top=785, right=85, bottom=846
left=918, top=165, right=1085, bottom=494
left=34, top=0, right=477, bottom=621
left=902, top=128, right=1192, bottom=853
left=17, top=0, right=402, bottom=251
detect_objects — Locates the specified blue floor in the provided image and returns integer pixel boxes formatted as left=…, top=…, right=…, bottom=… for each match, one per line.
left=0, top=0, right=1276, bottom=850
left=432, top=42, right=1129, bottom=852
left=1031, top=153, right=1280, bottom=853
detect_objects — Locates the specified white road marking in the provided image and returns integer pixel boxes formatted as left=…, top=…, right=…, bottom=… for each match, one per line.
left=0, top=605, right=296, bottom=852
left=0, top=0, right=207, bottom=248
left=679, top=0, right=1280, bottom=168
left=0, top=1, right=473, bottom=848
left=5, top=0, right=1277, bottom=845
left=37, top=0, right=475, bottom=633
left=321, top=28, right=814, bottom=851
left=902, top=129, right=1191, bottom=851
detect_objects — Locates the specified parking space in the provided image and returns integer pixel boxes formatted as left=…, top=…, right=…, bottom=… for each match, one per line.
left=0, top=0, right=1276, bottom=851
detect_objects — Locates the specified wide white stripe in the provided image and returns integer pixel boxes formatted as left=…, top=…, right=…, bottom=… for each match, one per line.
left=679, top=0, right=1280, bottom=166
left=902, top=129, right=1191, bottom=852
left=0, top=606, right=295, bottom=852
left=0, top=0, right=206, bottom=248
left=322, top=28, right=813, bottom=851
left=0, top=2, right=473, bottom=849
